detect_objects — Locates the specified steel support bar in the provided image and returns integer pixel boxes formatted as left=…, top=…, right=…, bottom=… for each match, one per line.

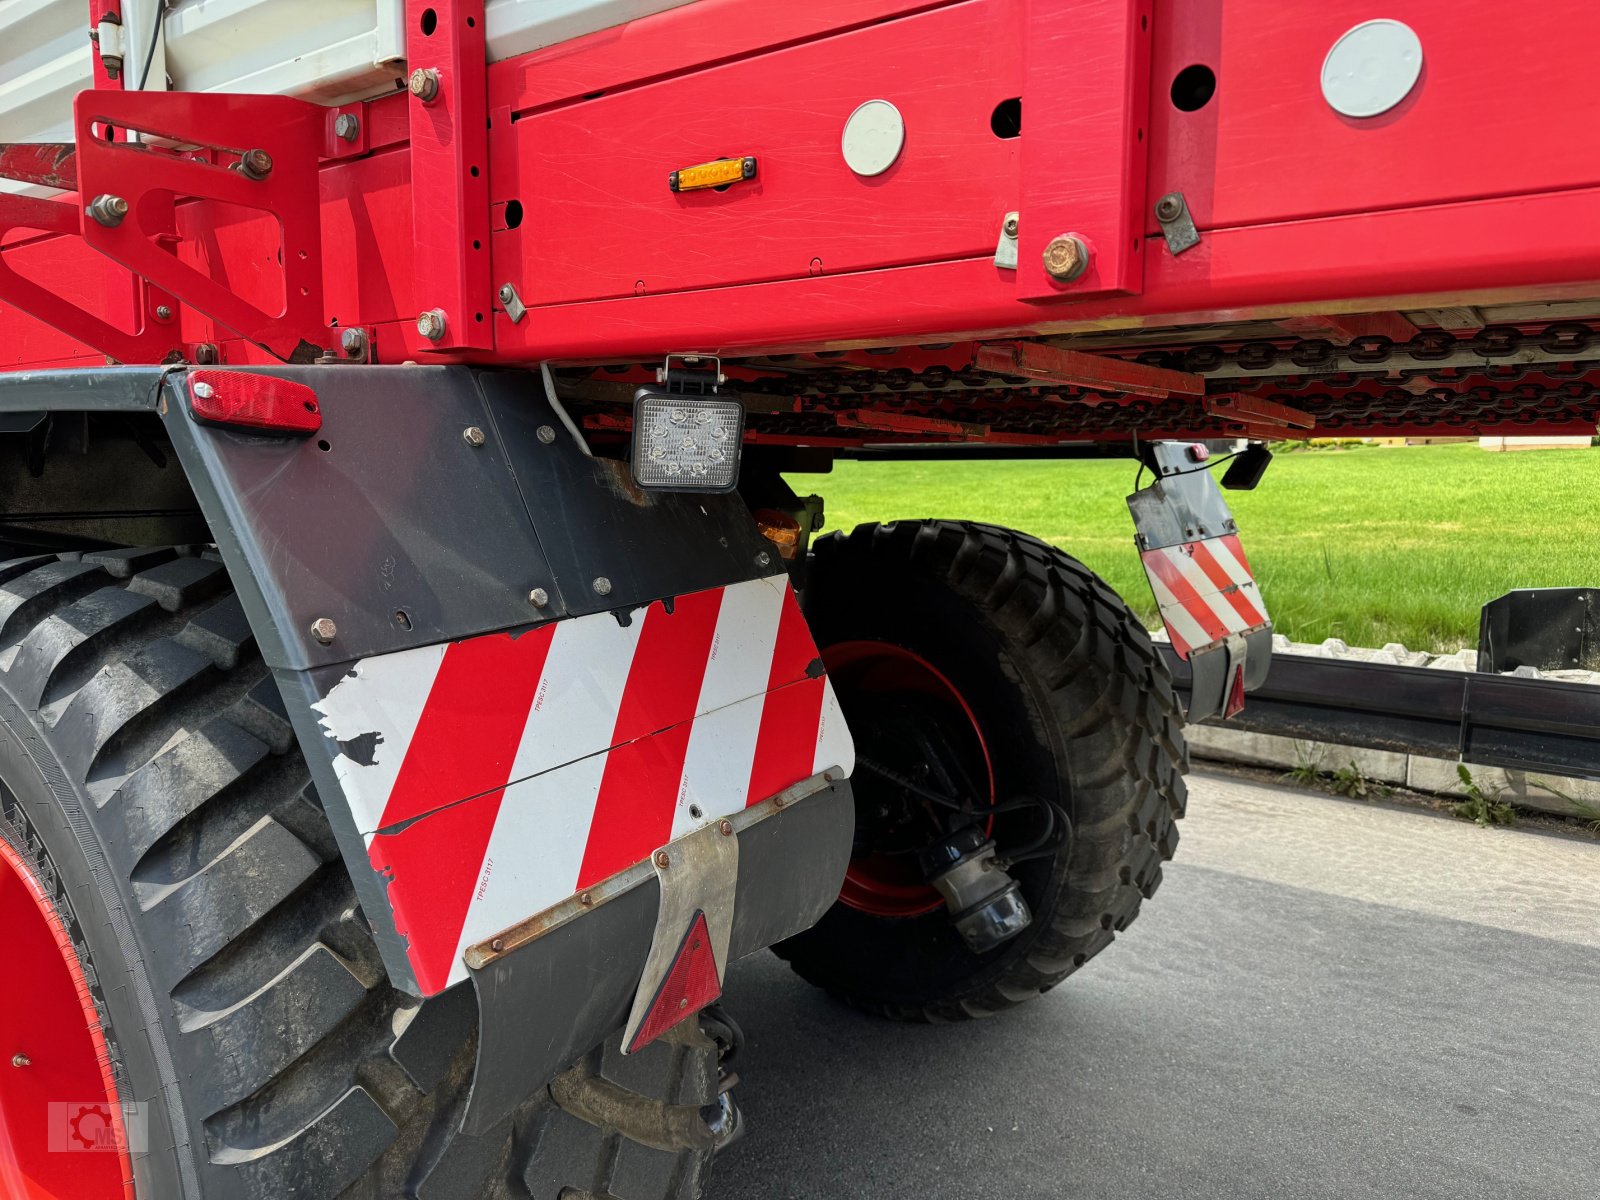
left=1162, top=646, right=1600, bottom=781
left=974, top=340, right=1204, bottom=397
left=1204, top=392, right=1314, bottom=431
left=0, top=145, right=78, bottom=190
left=405, top=0, right=492, bottom=352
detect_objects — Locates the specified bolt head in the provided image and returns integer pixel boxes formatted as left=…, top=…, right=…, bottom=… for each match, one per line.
left=1155, top=193, right=1184, bottom=222
left=409, top=67, right=440, bottom=101
left=1043, top=234, right=1091, bottom=282
left=309, top=617, right=337, bottom=645
left=719, top=819, right=734, bottom=836
left=579, top=891, right=593, bottom=906
left=654, top=850, right=671, bottom=869
left=498, top=284, right=515, bottom=303
left=334, top=113, right=360, bottom=142
left=417, top=309, right=447, bottom=341
left=194, top=343, right=218, bottom=365
left=1003, top=215, right=1020, bottom=237
left=240, top=148, right=273, bottom=179
left=592, top=576, right=612, bottom=597
left=11, top=1054, right=30, bottom=1068
left=536, top=425, right=556, bottom=445
left=192, top=380, right=215, bottom=400
left=340, top=327, right=366, bottom=357
left=755, top=550, right=772, bottom=568
left=154, top=304, right=173, bottom=321
left=491, top=938, right=504, bottom=952
left=528, top=587, right=550, bottom=608
left=462, top=425, right=486, bottom=447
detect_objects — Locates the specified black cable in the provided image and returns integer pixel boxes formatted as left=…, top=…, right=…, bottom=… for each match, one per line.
left=135, top=4, right=165, bottom=91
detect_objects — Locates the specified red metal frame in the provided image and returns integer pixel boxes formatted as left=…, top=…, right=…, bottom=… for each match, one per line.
left=406, top=0, right=492, bottom=351
left=0, top=0, right=1598, bottom=437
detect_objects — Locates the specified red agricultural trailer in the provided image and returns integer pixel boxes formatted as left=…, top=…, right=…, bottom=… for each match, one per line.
left=0, top=2, right=1595, bottom=1196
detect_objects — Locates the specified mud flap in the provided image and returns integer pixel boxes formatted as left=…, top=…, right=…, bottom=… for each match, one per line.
left=1129, top=442, right=1273, bottom=722
left=459, top=770, right=854, bottom=1135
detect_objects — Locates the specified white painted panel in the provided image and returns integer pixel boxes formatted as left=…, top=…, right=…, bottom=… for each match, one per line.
left=483, top=0, right=698, bottom=63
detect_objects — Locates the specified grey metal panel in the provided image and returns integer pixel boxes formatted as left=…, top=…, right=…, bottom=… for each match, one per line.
left=158, top=366, right=565, bottom=671
left=462, top=779, right=854, bottom=1135
left=480, top=371, right=782, bottom=614
left=0, top=367, right=167, bottom=413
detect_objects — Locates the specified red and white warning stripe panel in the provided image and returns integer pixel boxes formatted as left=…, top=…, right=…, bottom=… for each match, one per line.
left=313, top=575, right=854, bottom=995
left=1140, top=532, right=1269, bottom=659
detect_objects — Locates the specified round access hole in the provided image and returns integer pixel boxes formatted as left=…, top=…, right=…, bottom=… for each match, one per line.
left=1171, top=64, right=1217, bottom=112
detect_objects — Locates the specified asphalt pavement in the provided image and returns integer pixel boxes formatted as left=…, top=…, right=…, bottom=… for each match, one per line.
left=710, top=770, right=1600, bottom=1200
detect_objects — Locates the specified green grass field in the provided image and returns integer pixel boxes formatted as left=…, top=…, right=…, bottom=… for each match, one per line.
left=798, top=443, right=1600, bottom=653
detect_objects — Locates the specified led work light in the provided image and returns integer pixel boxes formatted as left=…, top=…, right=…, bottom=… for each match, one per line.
left=630, top=388, right=745, bottom=492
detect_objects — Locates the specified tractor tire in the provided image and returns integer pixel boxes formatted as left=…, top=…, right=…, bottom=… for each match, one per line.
left=777, top=521, right=1188, bottom=1021
left=0, top=548, right=722, bottom=1199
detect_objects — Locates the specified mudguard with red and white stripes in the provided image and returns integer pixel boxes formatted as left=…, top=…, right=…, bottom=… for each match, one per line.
left=313, top=573, right=853, bottom=997
left=1141, top=532, right=1269, bottom=659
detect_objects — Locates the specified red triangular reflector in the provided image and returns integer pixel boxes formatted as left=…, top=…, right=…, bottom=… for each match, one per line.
left=627, top=910, right=722, bottom=1054
left=1223, top=663, right=1247, bottom=719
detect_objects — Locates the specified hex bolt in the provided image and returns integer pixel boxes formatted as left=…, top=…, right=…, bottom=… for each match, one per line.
left=154, top=304, right=173, bottom=321
left=11, top=1054, right=30, bottom=1068
left=579, top=891, right=593, bottom=906
left=462, top=425, right=486, bottom=447
left=490, top=938, right=504, bottom=952
left=1155, top=193, right=1185, bottom=223
left=409, top=67, right=441, bottom=103
left=194, top=343, right=218, bottom=365
left=334, top=113, right=360, bottom=142
left=536, top=425, right=556, bottom=445
left=654, top=851, right=671, bottom=869
left=309, top=617, right=337, bottom=645
left=592, top=576, right=612, bottom=597
left=340, top=327, right=366, bottom=358
left=528, top=587, right=550, bottom=608
left=755, top=550, right=772, bottom=568
left=417, top=309, right=448, bottom=341
left=719, top=819, right=734, bottom=837
left=1003, top=214, right=1020, bottom=237
left=86, top=194, right=128, bottom=227
left=192, top=381, right=216, bottom=400
left=238, top=148, right=273, bottom=180
left=1042, top=234, right=1091, bottom=282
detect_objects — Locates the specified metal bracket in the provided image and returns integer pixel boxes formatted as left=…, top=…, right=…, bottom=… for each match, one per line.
left=1154, top=191, right=1200, bottom=256
left=975, top=341, right=1204, bottom=399
left=621, top=821, right=739, bottom=1054
left=656, top=353, right=725, bottom=393
left=993, top=211, right=1019, bottom=270
left=498, top=282, right=527, bottom=323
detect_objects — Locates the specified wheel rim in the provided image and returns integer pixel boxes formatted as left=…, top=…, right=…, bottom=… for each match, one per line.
left=0, top=834, right=132, bottom=1200
left=825, top=640, right=996, bottom=918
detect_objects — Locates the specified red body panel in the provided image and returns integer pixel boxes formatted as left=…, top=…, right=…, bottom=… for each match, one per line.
left=3, top=0, right=1599, bottom=439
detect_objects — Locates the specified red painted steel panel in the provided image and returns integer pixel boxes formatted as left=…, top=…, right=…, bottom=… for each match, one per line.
left=495, top=0, right=1021, bottom=306
left=1146, top=1, right=1600, bottom=230
left=1015, top=0, right=1151, bottom=300
left=405, top=0, right=494, bottom=351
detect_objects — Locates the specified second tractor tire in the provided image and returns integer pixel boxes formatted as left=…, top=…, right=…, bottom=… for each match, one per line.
left=777, top=520, right=1188, bottom=1021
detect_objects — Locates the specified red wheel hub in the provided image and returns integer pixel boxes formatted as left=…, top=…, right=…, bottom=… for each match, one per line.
left=825, top=640, right=995, bottom=918
left=0, top=834, right=132, bottom=1200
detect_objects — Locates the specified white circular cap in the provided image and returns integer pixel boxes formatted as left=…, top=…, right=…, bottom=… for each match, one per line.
left=1321, top=19, right=1423, bottom=118
left=841, top=99, right=905, bottom=177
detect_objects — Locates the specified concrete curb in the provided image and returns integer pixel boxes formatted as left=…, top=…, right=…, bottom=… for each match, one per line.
left=1180, top=639, right=1600, bottom=821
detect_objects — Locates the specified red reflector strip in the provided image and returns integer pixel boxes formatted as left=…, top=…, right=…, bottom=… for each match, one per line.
left=189, top=370, right=322, bottom=434
left=1224, top=661, right=1247, bottom=719
left=626, top=909, right=722, bottom=1054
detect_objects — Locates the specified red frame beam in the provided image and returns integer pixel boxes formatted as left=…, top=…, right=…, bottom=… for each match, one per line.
left=405, top=0, right=492, bottom=352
